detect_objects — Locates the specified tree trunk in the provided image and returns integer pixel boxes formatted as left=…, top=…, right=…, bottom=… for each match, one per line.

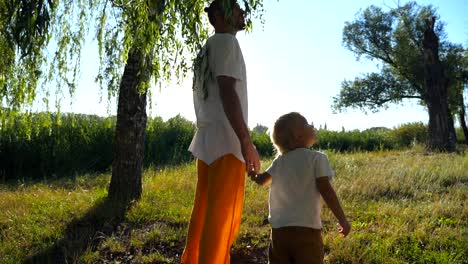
left=422, top=17, right=456, bottom=152
left=108, top=48, right=148, bottom=204
left=459, top=93, right=468, bottom=143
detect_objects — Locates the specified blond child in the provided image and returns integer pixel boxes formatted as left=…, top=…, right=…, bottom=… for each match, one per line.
left=250, top=112, right=350, bottom=264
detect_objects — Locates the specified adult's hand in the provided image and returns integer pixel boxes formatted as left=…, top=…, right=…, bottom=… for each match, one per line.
left=241, top=140, right=260, bottom=176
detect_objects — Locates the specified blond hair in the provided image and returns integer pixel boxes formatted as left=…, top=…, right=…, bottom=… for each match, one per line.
left=271, top=112, right=307, bottom=154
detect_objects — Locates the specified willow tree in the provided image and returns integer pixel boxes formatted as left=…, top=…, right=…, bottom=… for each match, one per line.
left=334, top=2, right=465, bottom=151
left=1, top=0, right=266, bottom=204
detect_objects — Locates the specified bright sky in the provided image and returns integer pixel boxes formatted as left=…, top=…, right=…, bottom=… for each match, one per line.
left=56, top=0, right=467, bottom=131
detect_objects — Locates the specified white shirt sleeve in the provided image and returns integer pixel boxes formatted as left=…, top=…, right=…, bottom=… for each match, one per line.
left=209, top=36, right=243, bottom=80
left=313, top=152, right=334, bottom=179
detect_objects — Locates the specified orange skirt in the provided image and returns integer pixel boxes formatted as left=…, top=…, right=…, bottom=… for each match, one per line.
left=181, top=154, right=246, bottom=264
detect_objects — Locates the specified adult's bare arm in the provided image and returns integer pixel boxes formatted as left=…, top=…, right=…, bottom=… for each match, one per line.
left=217, top=75, right=260, bottom=174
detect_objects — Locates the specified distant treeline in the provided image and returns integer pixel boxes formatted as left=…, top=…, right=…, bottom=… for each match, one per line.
left=0, top=112, right=465, bottom=181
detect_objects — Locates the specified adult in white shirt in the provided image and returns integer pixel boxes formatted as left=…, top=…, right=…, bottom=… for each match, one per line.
left=181, top=1, right=260, bottom=263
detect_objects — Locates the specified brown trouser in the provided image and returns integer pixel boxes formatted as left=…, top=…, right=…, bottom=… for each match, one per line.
left=269, top=226, right=324, bottom=264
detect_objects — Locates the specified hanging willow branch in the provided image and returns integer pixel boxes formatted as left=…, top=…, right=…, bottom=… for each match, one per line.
left=0, top=0, right=265, bottom=126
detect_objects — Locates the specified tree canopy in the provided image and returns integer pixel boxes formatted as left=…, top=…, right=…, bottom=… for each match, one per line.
left=0, top=0, right=265, bottom=120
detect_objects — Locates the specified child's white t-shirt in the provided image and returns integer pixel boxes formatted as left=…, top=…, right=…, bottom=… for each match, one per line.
left=189, top=33, right=248, bottom=165
left=266, top=148, right=334, bottom=229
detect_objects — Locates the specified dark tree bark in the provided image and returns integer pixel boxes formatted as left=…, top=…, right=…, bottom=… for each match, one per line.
left=107, top=3, right=165, bottom=205
left=422, top=17, right=456, bottom=152
left=108, top=48, right=148, bottom=204
left=459, top=93, right=468, bottom=143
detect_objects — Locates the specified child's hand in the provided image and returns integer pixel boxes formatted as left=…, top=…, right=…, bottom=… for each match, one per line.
left=249, top=172, right=272, bottom=186
left=249, top=174, right=262, bottom=185
left=338, top=219, right=351, bottom=237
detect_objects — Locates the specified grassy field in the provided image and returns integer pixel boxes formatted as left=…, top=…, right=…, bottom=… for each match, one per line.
left=0, top=148, right=467, bottom=263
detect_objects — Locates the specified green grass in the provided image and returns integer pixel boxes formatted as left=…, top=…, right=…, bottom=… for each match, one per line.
left=0, top=149, right=467, bottom=263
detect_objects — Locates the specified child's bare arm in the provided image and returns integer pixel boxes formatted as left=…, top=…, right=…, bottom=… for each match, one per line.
left=316, top=177, right=350, bottom=237
left=250, top=172, right=272, bottom=186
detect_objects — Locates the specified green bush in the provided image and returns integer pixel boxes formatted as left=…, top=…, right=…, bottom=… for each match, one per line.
left=0, top=113, right=200, bottom=181
left=145, top=115, right=195, bottom=166
left=389, top=122, right=428, bottom=147
left=455, top=126, right=466, bottom=143
left=315, top=128, right=395, bottom=152
left=0, top=113, right=115, bottom=181
left=3, top=112, right=463, bottom=182
left=250, top=130, right=275, bottom=157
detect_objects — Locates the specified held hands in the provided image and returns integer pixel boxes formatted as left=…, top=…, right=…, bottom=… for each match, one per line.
left=249, top=173, right=263, bottom=185
left=249, top=172, right=272, bottom=186
left=241, top=140, right=260, bottom=176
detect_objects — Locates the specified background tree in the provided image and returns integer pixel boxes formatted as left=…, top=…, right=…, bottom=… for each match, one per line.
left=333, top=1, right=466, bottom=151
left=422, top=16, right=456, bottom=151
left=252, top=124, right=269, bottom=134
left=0, top=0, right=266, bottom=204
left=444, top=44, right=468, bottom=143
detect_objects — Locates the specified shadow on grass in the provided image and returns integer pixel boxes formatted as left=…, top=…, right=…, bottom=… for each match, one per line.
left=23, top=197, right=129, bottom=264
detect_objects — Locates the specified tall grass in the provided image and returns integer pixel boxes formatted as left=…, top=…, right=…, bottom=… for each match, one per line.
left=0, top=149, right=466, bottom=263
left=323, top=150, right=467, bottom=263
